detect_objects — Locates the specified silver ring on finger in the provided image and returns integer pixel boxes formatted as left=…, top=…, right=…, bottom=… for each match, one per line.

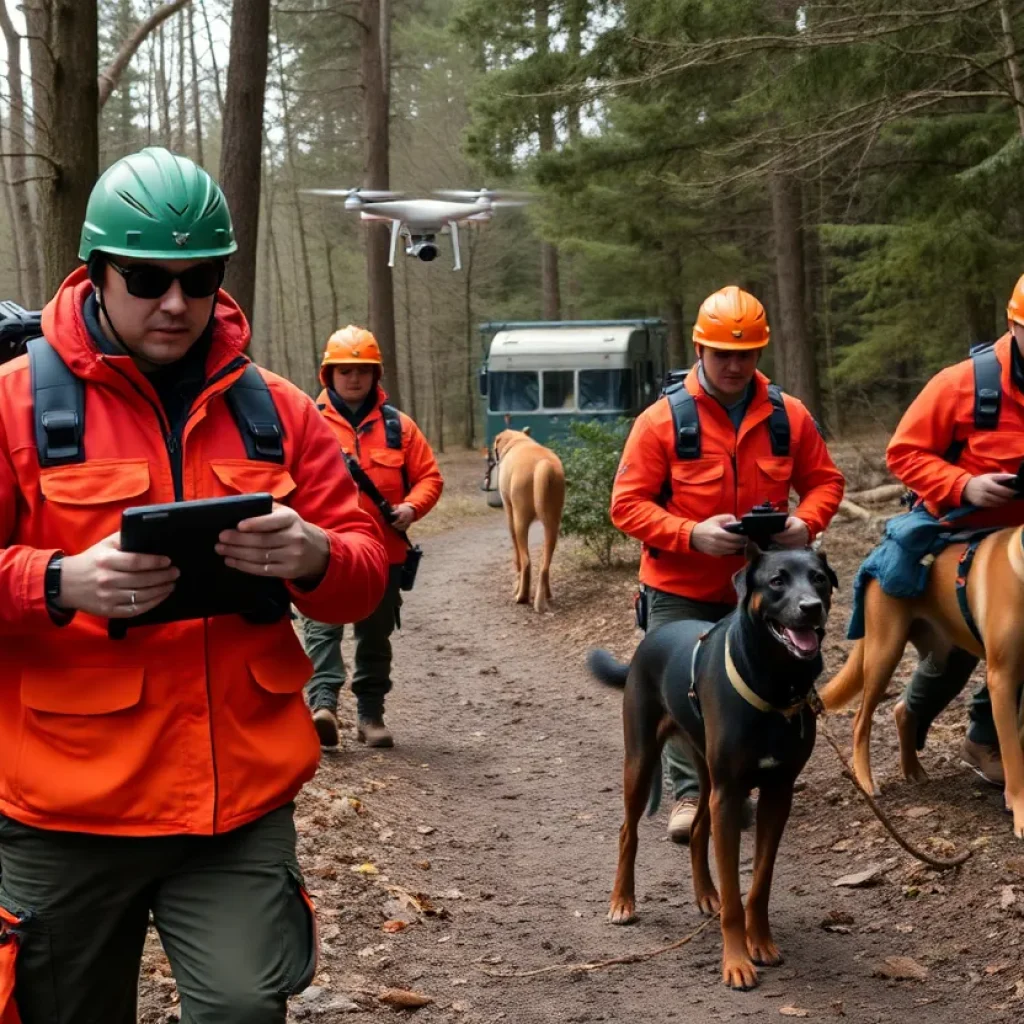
left=265, top=550, right=271, bottom=564
left=264, top=562, right=271, bottom=574
left=131, top=590, right=137, bottom=609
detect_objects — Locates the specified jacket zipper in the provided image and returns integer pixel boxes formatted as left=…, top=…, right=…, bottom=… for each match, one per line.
left=105, top=354, right=246, bottom=832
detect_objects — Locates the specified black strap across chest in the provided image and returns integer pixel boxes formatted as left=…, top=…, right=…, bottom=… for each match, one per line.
left=26, top=336, right=284, bottom=468
left=664, top=379, right=791, bottom=460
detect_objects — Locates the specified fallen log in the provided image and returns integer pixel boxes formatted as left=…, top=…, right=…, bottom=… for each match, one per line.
left=847, top=484, right=903, bottom=504
left=839, top=499, right=874, bottom=521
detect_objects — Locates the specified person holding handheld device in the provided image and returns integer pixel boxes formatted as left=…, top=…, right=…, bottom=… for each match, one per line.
left=0, top=148, right=388, bottom=1024
left=301, top=326, right=443, bottom=750
left=609, top=286, right=845, bottom=845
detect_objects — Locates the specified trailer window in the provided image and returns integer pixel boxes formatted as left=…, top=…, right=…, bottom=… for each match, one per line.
left=579, top=369, right=632, bottom=411
left=542, top=370, right=575, bottom=410
left=488, top=371, right=539, bottom=412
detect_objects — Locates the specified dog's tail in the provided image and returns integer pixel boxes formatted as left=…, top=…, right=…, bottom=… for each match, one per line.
left=586, top=648, right=629, bottom=689
left=818, top=639, right=866, bottom=711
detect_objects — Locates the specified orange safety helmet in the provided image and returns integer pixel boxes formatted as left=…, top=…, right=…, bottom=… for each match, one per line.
left=692, top=285, right=770, bottom=350
left=319, top=325, right=383, bottom=386
left=1008, top=273, right=1024, bottom=328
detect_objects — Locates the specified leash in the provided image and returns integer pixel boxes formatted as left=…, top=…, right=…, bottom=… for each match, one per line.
left=810, top=704, right=970, bottom=871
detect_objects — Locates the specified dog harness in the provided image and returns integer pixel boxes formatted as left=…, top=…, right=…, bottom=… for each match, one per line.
left=955, top=538, right=985, bottom=646
left=686, top=624, right=824, bottom=724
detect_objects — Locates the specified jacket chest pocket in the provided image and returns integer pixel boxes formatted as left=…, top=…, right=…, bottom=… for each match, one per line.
left=39, top=459, right=151, bottom=551
left=963, top=431, right=1024, bottom=475
left=753, top=455, right=794, bottom=507
left=668, top=459, right=725, bottom=518
left=364, top=448, right=407, bottom=504
left=208, top=460, right=298, bottom=502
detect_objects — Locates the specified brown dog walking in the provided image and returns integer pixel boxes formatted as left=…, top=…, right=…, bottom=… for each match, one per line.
left=493, top=428, right=566, bottom=613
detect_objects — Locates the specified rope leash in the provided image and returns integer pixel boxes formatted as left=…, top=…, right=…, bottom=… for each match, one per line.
left=808, top=692, right=970, bottom=870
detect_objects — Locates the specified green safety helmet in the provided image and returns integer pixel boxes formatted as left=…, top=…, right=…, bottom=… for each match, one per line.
left=78, top=146, right=237, bottom=262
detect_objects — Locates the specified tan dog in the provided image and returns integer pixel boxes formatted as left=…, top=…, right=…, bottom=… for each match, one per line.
left=820, top=525, right=1024, bottom=838
left=493, top=428, right=566, bottom=613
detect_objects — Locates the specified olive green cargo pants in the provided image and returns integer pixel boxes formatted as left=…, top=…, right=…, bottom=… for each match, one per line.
left=0, top=803, right=316, bottom=1024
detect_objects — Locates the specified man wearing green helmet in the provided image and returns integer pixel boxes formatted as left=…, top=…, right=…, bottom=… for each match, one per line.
left=0, top=148, right=389, bottom=1023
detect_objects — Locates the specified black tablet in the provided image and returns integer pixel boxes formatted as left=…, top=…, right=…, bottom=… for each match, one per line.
left=111, top=492, right=290, bottom=637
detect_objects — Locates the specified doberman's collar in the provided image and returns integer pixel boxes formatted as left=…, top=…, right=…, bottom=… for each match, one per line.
left=723, top=631, right=822, bottom=719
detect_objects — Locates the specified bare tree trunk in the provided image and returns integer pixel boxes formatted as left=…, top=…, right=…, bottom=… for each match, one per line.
left=770, top=171, right=820, bottom=419
left=158, top=20, right=171, bottom=141
left=146, top=30, right=155, bottom=144
left=664, top=245, right=686, bottom=368
left=1000, top=0, right=1024, bottom=139
left=265, top=157, right=295, bottom=384
left=323, top=229, right=339, bottom=331
left=427, top=288, right=444, bottom=452
left=402, top=258, right=417, bottom=420
left=463, top=230, right=479, bottom=448
left=0, top=108, right=26, bottom=303
left=98, top=0, right=190, bottom=109
left=535, top=0, right=560, bottom=320
left=273, top=30, right=319, bottom=373
left=176, top=9, right=187, bottom=152
left=200, top=0, right=225, bottom=119
left=0, top=1, right=44, bottom=306
left=24, top=0, right=99, bottom=295
left=219, top=0, right=271, bottom=324
left=188, top=2, right=204, bottom=165
left=360, top=0, right=402, bottom=408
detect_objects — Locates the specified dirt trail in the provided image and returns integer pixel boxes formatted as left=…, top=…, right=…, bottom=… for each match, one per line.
left=133, top=455, right=1024, bottom=1022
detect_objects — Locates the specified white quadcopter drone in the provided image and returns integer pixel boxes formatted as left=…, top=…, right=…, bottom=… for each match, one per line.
left=299, top=187, right=530, bottom=271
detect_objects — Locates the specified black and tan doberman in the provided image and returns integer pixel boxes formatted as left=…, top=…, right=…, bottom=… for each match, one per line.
left=588, top=547, right=838, bottom=990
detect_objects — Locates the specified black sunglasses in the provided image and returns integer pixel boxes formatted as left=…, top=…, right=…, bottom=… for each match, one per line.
left=108, top=260, right=225, bottom=300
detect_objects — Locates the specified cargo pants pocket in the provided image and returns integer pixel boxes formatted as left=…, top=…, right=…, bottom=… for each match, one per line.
left=280, top=866, right=318, bottom=996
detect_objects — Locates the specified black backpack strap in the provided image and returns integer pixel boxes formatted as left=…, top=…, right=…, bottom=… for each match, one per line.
left=27, top=337, right=85, bottom=467
left=223, top=364, right=285, bottom=463
left=665, top=386, right=700, bottom=459
left=379, top=401, right=410, bottom=491
left=971, top=343, right=1001, bottom=430
left=766, top=384, right=791, bottom=456
left=945, top=343, right=1002, bottom=463
left=380, top=403, right=403, bottom=450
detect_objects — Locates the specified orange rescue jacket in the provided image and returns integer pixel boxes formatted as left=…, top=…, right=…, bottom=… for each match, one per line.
left=887, top=333, right=1024, bottom=531
left=0, top=268, right=390, bottom=837
left=610, top=371, right=845, bottom=604
left=316, top=386, right=443, bottom=565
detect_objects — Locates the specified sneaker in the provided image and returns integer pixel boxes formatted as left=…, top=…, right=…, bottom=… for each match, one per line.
left=668, top=798, right=698, bottom=843
left=961, top=737, right=1003, bottom=787
left=357, top=714, right=394, bottom=748
left=312, top=708, right=340, bottom=749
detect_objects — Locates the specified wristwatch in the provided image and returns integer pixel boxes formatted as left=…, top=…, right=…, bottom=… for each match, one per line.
left=45, top=553, right=64, bottom=604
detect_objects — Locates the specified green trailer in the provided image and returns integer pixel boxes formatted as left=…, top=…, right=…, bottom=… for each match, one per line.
left=478, top=318, right=668, bottom=446
left=477, top=318, right=668, bottom=503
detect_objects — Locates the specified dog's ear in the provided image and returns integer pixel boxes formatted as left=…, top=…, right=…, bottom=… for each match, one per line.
left=818, top=551, right=840, bottom=591
left=522, top=425, right=531, bottom=436
left=731, top=546, right=761, bottom=606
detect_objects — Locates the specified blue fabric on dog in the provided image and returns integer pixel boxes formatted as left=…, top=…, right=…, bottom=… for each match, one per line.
left=846, top=504, right=996, bottom=640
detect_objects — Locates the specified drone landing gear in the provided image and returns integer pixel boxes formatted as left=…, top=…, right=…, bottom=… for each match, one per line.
left=450, top=221, right=461, bottom=272
left=388, top=219, right=401, bottom=268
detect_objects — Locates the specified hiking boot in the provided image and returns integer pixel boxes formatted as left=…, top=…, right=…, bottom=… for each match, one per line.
left=357, top=714, right=394, bottom=748
left=961, top=737, right=1003, bottom=787
left=668, top=798, right=698, bottom=843
left=312, top=708, right=340, bottom=749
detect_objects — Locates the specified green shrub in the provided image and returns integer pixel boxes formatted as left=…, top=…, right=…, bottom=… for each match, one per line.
left=552, top=418, right=634, bottom=567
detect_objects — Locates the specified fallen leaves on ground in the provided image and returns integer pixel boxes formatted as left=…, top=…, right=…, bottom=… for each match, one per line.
left=874, top=956, right=928, bottom=981
left=378, top=988, right=434, bottom=1009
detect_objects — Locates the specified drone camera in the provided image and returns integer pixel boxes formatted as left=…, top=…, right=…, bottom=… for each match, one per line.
left=408, top=236, right=439, bottom=262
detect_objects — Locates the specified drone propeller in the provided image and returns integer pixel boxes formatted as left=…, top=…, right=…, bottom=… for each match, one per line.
left=433, top=188, right=533, bottom=203
left=300, top=188, right=406, bottom=201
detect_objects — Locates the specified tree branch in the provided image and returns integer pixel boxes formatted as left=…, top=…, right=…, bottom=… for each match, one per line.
left=98, top=0, right=192, bottom=109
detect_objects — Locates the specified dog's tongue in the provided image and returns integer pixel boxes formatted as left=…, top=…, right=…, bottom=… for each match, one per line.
left=784, top=627, right=820, bottom=655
